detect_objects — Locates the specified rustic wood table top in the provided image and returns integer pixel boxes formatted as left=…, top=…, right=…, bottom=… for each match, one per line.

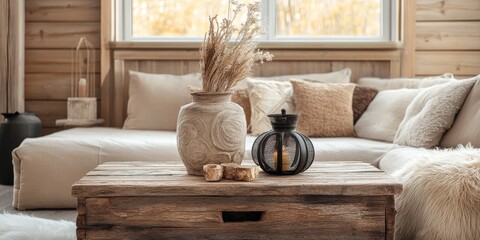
left=72, top=161, right=403, bottom=198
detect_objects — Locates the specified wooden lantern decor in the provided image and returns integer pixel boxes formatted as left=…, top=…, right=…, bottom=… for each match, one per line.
left=68, top=37, right=96, bottom=120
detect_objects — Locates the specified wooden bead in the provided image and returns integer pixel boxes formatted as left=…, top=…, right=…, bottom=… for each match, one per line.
left=203, top=164, right=223, bottom=182
left=221, top=163, right=239, bottom=180
left=234, top=165, right=259, bottom=182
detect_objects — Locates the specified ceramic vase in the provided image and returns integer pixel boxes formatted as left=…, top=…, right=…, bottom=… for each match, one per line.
left=0, top=112, right=41, bottom=185
left=177, top=92, right=247, bottom=175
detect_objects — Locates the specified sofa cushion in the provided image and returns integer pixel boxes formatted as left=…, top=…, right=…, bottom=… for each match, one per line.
left=394, top=79, right=476, bottom=148
left=231, top=88, right=252, bottom=132
left=357, top=73, right=455, bottom=91
left=441, top=76, right=480, bottom=148
left=247, top=79, right=295, bottom=135
left=291, top=80, right=356, bottom=137
left=123, top=71, right=202, bottom=131
left=355, top=88, right=420, bottom=142
left=378, top=147, right=436, bottom=176
left=352, top=85, right=378, bottom=123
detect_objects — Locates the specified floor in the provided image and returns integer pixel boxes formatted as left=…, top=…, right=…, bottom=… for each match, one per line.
left=0, top=184, right=77, bottom=222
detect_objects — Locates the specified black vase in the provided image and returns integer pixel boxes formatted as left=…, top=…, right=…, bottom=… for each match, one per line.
left=0, top=112, right=41, bottom=185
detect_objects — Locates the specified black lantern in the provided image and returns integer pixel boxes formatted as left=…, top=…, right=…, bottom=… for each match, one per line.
left=252, top=109, right=314, bottom=175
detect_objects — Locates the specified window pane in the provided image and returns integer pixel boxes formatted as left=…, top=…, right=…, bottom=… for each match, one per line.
left=132, top=0, right=259, bottom=38
left=275, top=0, right=381, bottom=38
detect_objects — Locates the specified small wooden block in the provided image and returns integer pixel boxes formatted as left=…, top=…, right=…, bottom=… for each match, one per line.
left=221, top=163, right=239, bottom=180
left=234, top=165, right=259, bottom=182
left=203, top=164, right=223, bottom=182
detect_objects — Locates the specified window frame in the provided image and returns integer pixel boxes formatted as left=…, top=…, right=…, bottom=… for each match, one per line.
left=120, top=0, right=398, bottom=42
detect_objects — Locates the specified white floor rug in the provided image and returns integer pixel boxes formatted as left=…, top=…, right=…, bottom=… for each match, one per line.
left=0, top=213, right=76, bottom=240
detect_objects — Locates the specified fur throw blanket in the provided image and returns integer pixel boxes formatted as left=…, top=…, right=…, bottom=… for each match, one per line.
left=0, top=213, right=76, bottom=240
left=393, top=145, right=480, bottom=240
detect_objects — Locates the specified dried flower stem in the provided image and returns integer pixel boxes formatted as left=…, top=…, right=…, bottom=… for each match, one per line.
left=200, top=1, right=273, bottom=93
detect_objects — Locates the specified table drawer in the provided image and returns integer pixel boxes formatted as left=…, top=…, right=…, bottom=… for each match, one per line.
left=80, top=195, right=389, bottom=239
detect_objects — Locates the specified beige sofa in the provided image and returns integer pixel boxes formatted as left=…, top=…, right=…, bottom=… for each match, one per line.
left=12, top=73, right=480, bottom=210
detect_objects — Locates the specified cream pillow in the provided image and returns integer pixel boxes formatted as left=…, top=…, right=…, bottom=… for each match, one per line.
left=441, top=76, right=480, bottom=148
left=357, top=73, right=455, bottom=91
left=123, top=71, right=201, bottom=130
left=247, top=79, right=294, bottom=135
left=354, top=88, right=420, bottom=142
left=394, top=79, right=476, bottom=148
left=291, top=80, right=355, bottom=137
left=247, top=68, right=352, bottom=135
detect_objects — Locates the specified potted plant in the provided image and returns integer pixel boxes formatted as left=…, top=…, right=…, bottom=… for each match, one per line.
left=177, top=1, right=272, bottom=175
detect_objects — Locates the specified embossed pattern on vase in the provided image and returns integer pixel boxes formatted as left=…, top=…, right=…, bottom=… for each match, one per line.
left=177, top=92, right=247, bottom=175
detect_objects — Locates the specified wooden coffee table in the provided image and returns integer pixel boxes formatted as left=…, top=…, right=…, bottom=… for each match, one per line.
left=72, top=161, right=402, bottom=240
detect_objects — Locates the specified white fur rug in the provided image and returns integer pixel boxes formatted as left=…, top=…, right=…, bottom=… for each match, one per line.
left=0, top=213, right=76, bottom=240
left=393, top=145, right=480, bottom=240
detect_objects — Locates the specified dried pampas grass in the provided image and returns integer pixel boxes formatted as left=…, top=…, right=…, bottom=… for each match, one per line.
left=200, top=0, right=272, bottom=93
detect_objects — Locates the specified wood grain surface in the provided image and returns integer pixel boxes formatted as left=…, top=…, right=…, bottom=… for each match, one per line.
left=73, top=161, right=401, bottom=240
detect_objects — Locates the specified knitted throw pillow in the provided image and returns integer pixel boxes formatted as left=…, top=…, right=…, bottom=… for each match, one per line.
left=394, top=79, right=476, bottom=148
left=291, top=80, right=355, bottom=137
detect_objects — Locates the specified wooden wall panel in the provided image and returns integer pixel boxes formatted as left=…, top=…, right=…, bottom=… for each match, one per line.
left=416, top=22, right=480, bottom=50
left=415, top=51, right=480, bottom=76
left=25, top=0, right=101, bottom=135
left=416, top=0, right=480, bottom=21
left=25, top=22, right=100, bottom=49
left=25, top=74, right=101, bottom=100
left=415, top=1, right=480, bottom=78
left=25, top=0, right=100, bottom=22
left=25, top=50, right=100, bottom=73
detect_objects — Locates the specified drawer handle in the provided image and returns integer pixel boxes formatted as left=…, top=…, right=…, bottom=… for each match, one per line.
left=221, top=211, right=264, bottom=222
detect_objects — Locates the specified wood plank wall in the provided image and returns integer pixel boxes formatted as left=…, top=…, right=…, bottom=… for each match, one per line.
left=24, top=0, right=101, bottom=135
left=415, top=0, right=480, bottom=78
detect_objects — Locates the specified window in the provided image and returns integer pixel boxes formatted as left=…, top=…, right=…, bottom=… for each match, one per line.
left=121, top=0, right=396, bottom=42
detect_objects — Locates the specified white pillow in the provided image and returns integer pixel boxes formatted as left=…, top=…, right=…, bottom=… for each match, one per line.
left=123, top=71, right=201, bottom=130
left=357, top=73, right=455, bottom=91
left=247, top=79, right=294, bottom=135
left=246, top=68, right=352, bottom=135
left=394, top=79, right=476, bottom=148
left=354, top=88, right=420, bottom=142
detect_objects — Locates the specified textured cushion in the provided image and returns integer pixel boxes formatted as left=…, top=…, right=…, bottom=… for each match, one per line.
left=231, top=88, right=252, bottom=132
left=247, top=79, right=294, bottom=135
left=123, top=71, right=201, bottom=130
left=355, top=88, right=420, bottom=142
left=441, top=76, right=480, bottom=148
left=357, top=73, right=455, bottom=91
left=291, top=80, right=355, bottom=137
left=394, top=79, right=476, bottom=148
left=352, top=86, right=378, bottom=123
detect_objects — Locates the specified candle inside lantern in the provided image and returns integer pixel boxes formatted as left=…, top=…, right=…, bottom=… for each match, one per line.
left=273, top=144, right=290, bottom=171
left=78, top=78, right=87, bottom=97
